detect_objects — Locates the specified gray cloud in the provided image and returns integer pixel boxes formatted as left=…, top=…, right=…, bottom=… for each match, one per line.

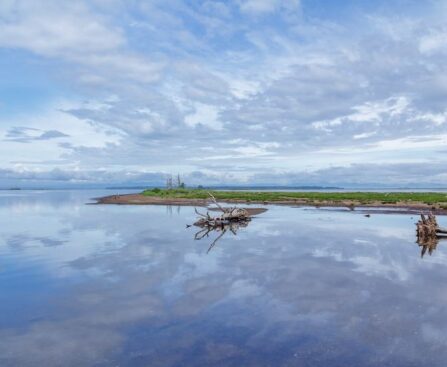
left=38, top=130, right=70, bottom=140
left=5, top=127, right=69, bottom=143
left=251, top=162, right=447, bottom=187
left=0, top=161, right=446, bottom=188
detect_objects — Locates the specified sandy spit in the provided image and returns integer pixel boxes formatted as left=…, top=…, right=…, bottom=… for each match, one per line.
left=94, top=193, right=447, bottom=215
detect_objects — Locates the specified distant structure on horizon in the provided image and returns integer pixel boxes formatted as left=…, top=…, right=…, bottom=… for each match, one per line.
left=166, top=174, right=185, bottom=189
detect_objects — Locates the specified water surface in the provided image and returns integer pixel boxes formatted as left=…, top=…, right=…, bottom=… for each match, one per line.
left=1, top=190, right=447, bottom=366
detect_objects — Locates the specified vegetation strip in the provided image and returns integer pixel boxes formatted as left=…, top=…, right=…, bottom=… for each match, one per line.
left=95, top=188, right=447, bottom=213
left=142, top=188, right=447, bottom=206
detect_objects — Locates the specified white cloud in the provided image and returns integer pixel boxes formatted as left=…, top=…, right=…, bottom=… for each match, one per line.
left=353, top=131, right=377, bottom=140
left=419, top=28, right=447, bottom=55
left=185, top=103, right=222, bottom=130
left=312, top=96, right=410, bottom=131
left=237, top=0, right=300, bottom=15
left=410, top=111, right=447, bottom=126
left=0, top=1, right=124, bottom=57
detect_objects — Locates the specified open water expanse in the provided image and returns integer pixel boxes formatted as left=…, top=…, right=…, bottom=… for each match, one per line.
left=1, top=190, right=447, bottom=366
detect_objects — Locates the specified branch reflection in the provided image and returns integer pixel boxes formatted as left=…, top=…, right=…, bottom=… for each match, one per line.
left=192, top=220, right=250, bottom=253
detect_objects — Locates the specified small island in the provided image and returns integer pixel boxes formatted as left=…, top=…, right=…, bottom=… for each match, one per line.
left=96, top=188, right=447, bottom=213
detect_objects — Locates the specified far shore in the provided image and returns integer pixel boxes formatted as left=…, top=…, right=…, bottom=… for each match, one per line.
left=95, top=189, right=447, bottom=215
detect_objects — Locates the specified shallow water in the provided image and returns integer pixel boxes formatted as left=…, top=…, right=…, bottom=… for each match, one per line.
left=1, top=190, right=447, bottom=367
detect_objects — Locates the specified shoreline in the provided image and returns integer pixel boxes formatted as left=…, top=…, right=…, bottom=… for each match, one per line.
left=94, top=193, right=447, bottom=215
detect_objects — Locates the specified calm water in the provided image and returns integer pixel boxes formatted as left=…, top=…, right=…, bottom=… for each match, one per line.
left=1, top=190, right=447, bottom=366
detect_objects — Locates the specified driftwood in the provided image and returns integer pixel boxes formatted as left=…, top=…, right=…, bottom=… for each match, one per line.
left=190, top=192, right=266, bottom=253
left=416, top=213, right=447, bottom=239
left=416, top=213, right=447, bottom=257
left=193, top=192, right=252, bottom=228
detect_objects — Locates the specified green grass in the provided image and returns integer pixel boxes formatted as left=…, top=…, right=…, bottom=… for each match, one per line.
left=141, top=188, right=447, bottom=206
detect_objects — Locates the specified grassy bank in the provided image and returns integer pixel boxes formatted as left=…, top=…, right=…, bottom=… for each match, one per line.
left=142, top=188, right=447, bottom=207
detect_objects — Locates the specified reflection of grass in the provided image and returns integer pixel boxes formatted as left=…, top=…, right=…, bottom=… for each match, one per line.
left=142, top=188, right=447, bottom=205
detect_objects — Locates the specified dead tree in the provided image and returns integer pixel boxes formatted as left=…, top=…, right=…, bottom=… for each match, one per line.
left=416, top=213, right=447, bottom=257
left=193, top=192, right=251, bottom=228
left=416, top=213, right=447, bottom=240
left=189, top=192, right=266, bottom=253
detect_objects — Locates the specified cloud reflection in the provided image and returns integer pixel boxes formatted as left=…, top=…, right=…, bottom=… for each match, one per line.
left=1, top=192, right=447, bottom=366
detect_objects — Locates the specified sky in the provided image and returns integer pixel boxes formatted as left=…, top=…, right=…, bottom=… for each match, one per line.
left=1, top=0, right=447, bottom=188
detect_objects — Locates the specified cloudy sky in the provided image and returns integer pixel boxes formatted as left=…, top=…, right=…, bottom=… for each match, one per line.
left=1, top=0, right=447, bottom=188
